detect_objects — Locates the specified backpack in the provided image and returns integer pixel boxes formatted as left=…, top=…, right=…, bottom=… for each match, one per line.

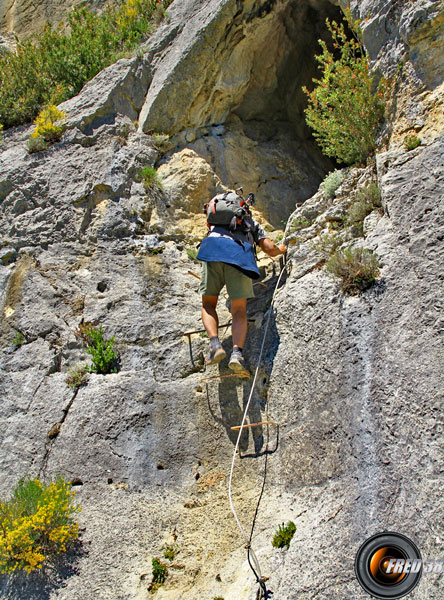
left=203, top=191, right=251, bottom=231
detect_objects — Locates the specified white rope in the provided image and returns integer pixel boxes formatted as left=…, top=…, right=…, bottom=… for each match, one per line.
left=227, top=261, right=288, bottom=584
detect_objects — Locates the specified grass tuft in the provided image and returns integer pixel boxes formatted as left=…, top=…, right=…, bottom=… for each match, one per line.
left=272, top=521, right=296, bottom=549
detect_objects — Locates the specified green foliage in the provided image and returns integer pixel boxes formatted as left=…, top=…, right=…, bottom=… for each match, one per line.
left=0, top=123, right=2, bottom=143
left=75, top=323, right=119, bottom=374
left=346, top=201, right=372, bottom=235
left=27, top=136, right=49, bottom=153
left=0, top=0, right=173, bottom=129
left=326, top=247, right=380, bottom=294
left=404, top=135, right=421, bottom=151
left=310, top=231, right=342, bottom=259
left=186, top=247, right=198, bottom=262
left=65, top=364, right=90, bottom=389
left=0, top=477, right=81, bottom=574
left=302, top=19, right=386, bottom=164
left=289, top=217, right=312, bottom=233
left=321, top=169, right=343, bottom=199
left=152, top=132, right=170, bottom=150
left=149, top=557, right=168, bottom=592
left=272, top=521, right=296, bottom=549
left=162, top=543, right=177, bottom=561
left=357, top=182, right=382, bottom=208
left=346, top=182, right=382, bottom=235
left=12, top=331, right=26, bottom=347
left=329, top=217, right=346, bottom=230
left=139, top=165, right=162, bottom=189
left=149, top=246, right=163, bottom=255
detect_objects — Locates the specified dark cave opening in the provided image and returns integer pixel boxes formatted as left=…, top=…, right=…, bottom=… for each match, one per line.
left=182, top=0, right=345, bottom=226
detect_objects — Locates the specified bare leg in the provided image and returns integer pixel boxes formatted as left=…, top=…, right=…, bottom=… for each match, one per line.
left=231, top=298, right=247, bottom=349
left=201, top=295, right=219, bottom=338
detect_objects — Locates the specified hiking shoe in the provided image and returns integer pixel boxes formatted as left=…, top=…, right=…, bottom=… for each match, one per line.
left=228, top=349, right=250, bottom=378
left=205, top=340, right=226, bottom=365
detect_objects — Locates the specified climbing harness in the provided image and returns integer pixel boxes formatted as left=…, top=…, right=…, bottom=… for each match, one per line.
left=228, top=256, right=289, bottom=599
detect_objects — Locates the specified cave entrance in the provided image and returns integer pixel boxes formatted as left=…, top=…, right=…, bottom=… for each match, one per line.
left=185, top=0, right=342, bottom=227
left=154, top=0, right=344, bottom=229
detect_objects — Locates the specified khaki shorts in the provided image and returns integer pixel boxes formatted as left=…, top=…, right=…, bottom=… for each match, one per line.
left=199, top=261, right=254, bottom=300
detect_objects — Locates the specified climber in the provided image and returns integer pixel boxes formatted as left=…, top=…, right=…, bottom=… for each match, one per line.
left=197, top=190, right=287, bottom=377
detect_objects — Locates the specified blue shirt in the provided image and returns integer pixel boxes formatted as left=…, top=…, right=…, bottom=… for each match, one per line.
left=197, top=220, right=267, bottom=280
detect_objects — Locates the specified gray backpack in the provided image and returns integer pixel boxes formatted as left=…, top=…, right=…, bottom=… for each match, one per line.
left=204, top=192, right=250, bottom=231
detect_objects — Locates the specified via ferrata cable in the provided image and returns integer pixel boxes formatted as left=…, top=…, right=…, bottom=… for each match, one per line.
left=227, top=259, right=289, bottom=598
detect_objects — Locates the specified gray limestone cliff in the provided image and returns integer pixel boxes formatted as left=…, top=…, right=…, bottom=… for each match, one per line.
left=0, top=0, right=109, bottom=50
left=0, top=1, right=443, bottom=599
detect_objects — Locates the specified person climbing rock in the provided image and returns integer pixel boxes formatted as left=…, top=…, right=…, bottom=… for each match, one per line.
left=197, top=190, right=287, bottom=377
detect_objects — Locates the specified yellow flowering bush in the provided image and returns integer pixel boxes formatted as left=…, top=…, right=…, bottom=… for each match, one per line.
left=28, top=104, right=66, bottom=153
left=31, top=105, right=66, bottom=142
left=0, top=0, right=173, bottom=129
left=0, top=477, right=81, bottom=574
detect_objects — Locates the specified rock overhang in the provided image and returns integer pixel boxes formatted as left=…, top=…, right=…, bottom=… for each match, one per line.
left=140, top=0, right=344, bottom=226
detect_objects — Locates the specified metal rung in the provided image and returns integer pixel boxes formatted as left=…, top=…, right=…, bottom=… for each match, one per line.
left=231, top=421, right=278, bottom=431
left=200, top=372, right=250, bottom=383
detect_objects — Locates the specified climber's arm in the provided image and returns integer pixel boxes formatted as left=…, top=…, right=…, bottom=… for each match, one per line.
left=258, top=237, right=287, bottom=257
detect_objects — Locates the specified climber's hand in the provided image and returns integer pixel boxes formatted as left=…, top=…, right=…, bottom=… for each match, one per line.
left=258, top=238, right=287, bottom=258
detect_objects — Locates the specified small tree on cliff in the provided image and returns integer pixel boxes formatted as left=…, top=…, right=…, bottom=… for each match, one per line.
left=302, top=17, right=386, bottom=165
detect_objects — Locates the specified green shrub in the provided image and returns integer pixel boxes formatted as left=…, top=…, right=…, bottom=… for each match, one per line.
left=289, top=217, right=312, bottom=232
left=162, top=543, right=177, bottom=561
left=302, top=18, right=386, bottom=165
left=326, top=247, right=380, bottom=294
left=310, top=231, right=342, bottom=259
left=272, top=521, right=296, bottom=549
left=357, top=182, right=382, bottom=208
left=0, top=123, right=2, bottom=143
left=329, top=217, right=346, bottom=230
left=65, top=364, right=90, bottom=389
left=321, top=169, right=343, bottom=199
left=186, top=247, right=198, bottom=262
left=347, top=199, right=373, bottom=225
left=404, top=135, right=421, bottom=151
left=149, top=557, right=168, bottom=592
left=27, top=136, right=49, bottom=153
left=12, top=331, right=26, bottom=346
left=139, top=165, right=162, bottom=189
left=346, top=183, right=382, bottom=235
left=0, top=0, right=173, bottom=130
left=152, top=132, right=170, bottom=150
left=149, top=246, right=163, bottom=255
left=75, top=323, right=119, bottom=374
left=0, top=477, right=81, bottom=574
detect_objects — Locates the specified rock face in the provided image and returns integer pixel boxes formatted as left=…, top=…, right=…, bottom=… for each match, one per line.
left=0, top=1, right=443, bottom=599
left=0, top=0, right=108, bottom=46
left=140, top=0, right=338, bottom=225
